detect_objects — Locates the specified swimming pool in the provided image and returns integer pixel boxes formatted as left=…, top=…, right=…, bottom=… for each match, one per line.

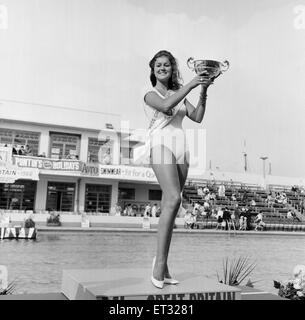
left=1, top=231, right=304, bottom=295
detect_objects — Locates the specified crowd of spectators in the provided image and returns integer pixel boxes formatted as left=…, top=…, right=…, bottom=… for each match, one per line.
left=183, top=182, right=271, bottom=231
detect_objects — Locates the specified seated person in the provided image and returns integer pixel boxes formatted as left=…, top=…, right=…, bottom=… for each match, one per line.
left=287, top=210, right=293, bottom=219
left=197, top=187, right=204, bottom=198
left=184, top=210, right=196, bottom=229
left=24, top=215, right=36, bottom=228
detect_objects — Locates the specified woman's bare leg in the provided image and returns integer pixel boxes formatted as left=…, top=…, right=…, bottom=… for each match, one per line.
left=151, top=145, right=181, bottom=281
left=164, top=152, right=189, bottom=278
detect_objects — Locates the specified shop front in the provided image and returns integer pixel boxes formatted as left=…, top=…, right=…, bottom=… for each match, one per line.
left=0, top=180, right=37, bottom=211
left=46, top=181, right=76, bottom=212
left=84, top=184, right=112, bottom=214
left=0, top=150, right=39, bottom=212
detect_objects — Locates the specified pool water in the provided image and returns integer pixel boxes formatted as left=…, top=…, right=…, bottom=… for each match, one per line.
left=1, top=231, right=304, bottom=295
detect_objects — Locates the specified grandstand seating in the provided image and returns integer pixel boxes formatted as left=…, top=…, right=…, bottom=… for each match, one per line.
left=182, top=179, right=305, bottom=229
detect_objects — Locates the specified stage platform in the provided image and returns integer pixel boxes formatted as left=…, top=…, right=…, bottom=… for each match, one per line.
left=61, top=268, right=241, bottom=300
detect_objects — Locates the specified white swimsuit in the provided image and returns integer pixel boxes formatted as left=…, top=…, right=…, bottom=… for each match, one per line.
left=144, top=88, right=189, bottom=164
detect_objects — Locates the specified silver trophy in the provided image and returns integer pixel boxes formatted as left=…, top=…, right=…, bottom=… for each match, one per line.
left=187, top=57, right=229, bottom=80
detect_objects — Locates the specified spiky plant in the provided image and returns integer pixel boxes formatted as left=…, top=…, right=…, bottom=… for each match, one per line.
left=217, top=256, right=257, bottom=286
left=0, top=279, right=17, bottom=295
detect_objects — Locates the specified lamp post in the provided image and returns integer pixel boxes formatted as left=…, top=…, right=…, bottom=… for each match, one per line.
left=243, top=152, right=247, bottom=172
left=260, top=156, right=268, bottom=178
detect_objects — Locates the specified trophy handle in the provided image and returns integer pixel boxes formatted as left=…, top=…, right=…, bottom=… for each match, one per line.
left=220, top=60, right=230, bottom=73
left=187, top=57, right=195, bottom=71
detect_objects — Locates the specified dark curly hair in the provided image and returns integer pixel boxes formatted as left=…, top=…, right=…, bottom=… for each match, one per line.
left=149, top=50, right=183, bottom=90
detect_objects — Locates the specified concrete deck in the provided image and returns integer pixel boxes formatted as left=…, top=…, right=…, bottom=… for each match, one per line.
left=0, top=286, right=285, bottom=300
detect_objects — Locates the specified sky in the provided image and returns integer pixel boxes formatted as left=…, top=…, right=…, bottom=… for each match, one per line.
left=0, top=0, right=304, bottom=178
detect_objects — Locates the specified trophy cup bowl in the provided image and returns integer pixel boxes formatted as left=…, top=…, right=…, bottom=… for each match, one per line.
left=187, top=57, right=229, bottom=80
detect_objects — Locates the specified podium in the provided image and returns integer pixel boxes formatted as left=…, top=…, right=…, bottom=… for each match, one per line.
left=61, top=268, right=241, bottom=300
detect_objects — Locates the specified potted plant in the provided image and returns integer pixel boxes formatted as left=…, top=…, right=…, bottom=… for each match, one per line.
left=274, top=265, right=305, bottom=300
left=217, top=255, right=257, bottom=287
left=46, top=212, right=61, bottom=226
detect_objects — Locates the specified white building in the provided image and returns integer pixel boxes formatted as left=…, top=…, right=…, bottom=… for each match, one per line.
left=0, top=100, right=163, bottom=216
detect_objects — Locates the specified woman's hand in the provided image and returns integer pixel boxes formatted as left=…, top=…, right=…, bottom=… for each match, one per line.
left=187, top=72, right=214, bottom=90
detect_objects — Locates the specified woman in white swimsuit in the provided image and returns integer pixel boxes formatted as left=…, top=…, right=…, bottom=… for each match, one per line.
left=145, top=50, right=215, bottom=289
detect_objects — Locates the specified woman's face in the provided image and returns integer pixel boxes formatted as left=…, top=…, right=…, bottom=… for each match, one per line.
left=154, top=56, right=172, bottom=84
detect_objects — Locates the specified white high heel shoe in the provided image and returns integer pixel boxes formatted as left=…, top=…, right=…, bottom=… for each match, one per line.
left=164, top=277, right=179, bottom=285
left=151, top=257, right=179, bottom=287
left=151, top=257, right=164, bottom=289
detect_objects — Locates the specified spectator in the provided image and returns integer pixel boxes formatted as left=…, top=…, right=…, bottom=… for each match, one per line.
left=203, top=186, right=210, bottom=195
left=203, top=201, right=210, bottom=216
left=239, top=216, right=247, bottom=230
left=218, top=184, right=226, bottom=198
left=245, top=207, right=253, bottom=230
left=215, top=207, right=224, bottom=230
left=144, top=203, right=152, bottom=217
left=254, top=211, right=265, bottom=231
left=209, top=192, right=216, bottom=205
left=197, top=187, right=204, bottom=199
left=232, top=204, right=240, bottom=229
left=223, top=207, right=231, bottom=230
left=18, top=146, right=26, bottom=155
left=25, top=144, right=33, bottom=156
left=114, top=203, right=122, bottom=216
left=250, top=199, right=256, bottom=207
left=156, top=206, right=161, bottom=217
left=122, top=205, right=128, bottom=216
left=151, top=203, right=158, bottom=218
left=287, top=210, right=293, bottom=219
left=193, top=202, right=200, bottom=215
left=239, top=207, right=247, bottom=230
left=266, top=192, right=273, bottom=208
left=24, top=214, right=35, bottom=228
left=184, top=209, right=196, bottom=229
left=12, top=145, right=18, bottom=155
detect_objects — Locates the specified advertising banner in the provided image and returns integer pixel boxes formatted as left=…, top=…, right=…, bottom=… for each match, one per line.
left=0, top=163, right=39, bottom=183
left=14, top=156, right=80, bottom=171
left=81, top=163, right=157, bottom=182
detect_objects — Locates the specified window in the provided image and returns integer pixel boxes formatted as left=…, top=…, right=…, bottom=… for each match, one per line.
left=0, top=180, right=37, bottom=210
left=120, top=141, right=138, bottom=164
left=87, top=137, right=113, bottom=164
left=149, top=189, right=162, bottom=201
left=46, top=182, right=75, bottom=212
left=85, top=184, right=112, bottom=214
left=0, top=128, right=40, bottom=156
left=118, top=188, right=135, bottom=200
left=49, top=132, right=80, bottom=160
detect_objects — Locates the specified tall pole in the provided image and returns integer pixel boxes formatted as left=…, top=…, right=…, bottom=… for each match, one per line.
left=268, top=162, right=272, bottom=175
left=243, top=152, right=247, bottom=172
left=243, top=139, right=247, bottom=172
left=260, top=156, right=268, bottom=178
